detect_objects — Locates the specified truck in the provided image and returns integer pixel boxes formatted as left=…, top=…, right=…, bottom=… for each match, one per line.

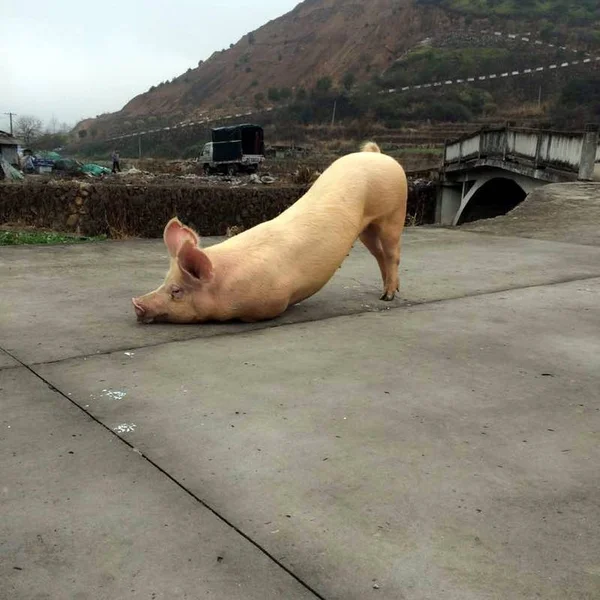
left=200, top=123, right=265, bottom=175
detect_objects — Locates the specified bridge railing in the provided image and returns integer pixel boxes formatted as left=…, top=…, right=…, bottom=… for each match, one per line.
left=444, top=126, right=598, bottom=175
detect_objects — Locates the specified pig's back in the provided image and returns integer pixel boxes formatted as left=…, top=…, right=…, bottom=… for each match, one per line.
left=272, top=152, right=407, bottom=302
left=280, top=151, right=405, bottom=223
left=207, top=151, right=406, bottom=307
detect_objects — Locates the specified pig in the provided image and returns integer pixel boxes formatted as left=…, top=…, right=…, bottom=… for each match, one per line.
left=132, top=141, right=408, bottom=324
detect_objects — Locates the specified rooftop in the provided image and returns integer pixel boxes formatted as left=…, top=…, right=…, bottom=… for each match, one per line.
left=0, top=130, right=20, bottom=146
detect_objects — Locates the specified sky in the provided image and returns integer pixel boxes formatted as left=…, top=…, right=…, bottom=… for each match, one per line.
left=1, top=0, right=300, bottom=131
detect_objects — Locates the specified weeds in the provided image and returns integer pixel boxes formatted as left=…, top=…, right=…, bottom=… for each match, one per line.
left=0, top=231, right=107, bottom=246
left=292, top=165, right=321, bottom=185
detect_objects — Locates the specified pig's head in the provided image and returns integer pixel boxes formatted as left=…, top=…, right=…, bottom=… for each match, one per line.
left=132, top=218, right=216, bottom=324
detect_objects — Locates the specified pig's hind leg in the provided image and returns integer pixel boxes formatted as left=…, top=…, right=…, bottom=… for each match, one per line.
left=365, top=215, right=403, bottom=301
left=359, top=225, right=387, bottom=290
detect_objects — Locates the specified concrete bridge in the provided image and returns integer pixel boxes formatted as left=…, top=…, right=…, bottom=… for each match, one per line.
left=436, top=125, right=600, bottom=225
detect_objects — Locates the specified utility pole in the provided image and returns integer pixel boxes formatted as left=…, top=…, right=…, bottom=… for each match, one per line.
left=138, top=134, right=142, bottom=159
left=538, top=85, right=542, bottom=108
left=3, top=112, right=17, bottom=136
left=331, top=99, right=337, bottom=128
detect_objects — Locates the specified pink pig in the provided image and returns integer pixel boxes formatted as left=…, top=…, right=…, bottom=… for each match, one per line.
left=132, top=142, right=408, bottom=324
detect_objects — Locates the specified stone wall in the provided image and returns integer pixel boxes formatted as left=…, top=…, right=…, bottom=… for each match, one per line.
left=0, top=179, right=436, bottom=238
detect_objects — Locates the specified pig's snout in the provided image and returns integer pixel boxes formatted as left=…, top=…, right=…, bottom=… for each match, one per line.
left=132, top=297, right=145, bottom=317
left=132, top=298, right=153, bottom=324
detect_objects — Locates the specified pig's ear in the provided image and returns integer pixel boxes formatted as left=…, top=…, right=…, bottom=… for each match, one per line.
left=163, top=217, right=199, bottom=258
left=177, top=241, right=214, bottom=283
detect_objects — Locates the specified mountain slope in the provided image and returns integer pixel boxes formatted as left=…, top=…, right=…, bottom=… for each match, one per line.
left=121, top=0, right=451, bottom=117
left=77, top=0, right=600, bottom=139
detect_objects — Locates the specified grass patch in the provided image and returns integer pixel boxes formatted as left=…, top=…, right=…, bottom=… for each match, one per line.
left=0, top=230, right=108, bottom=246
left=382, top=47, right=512, bottom=88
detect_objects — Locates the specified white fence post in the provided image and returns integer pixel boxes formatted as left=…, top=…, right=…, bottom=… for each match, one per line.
left=578, top=125, right=599, bottom=181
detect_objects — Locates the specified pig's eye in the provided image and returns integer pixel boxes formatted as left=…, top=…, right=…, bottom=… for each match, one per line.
left=170, top=285, right=184, bottom=300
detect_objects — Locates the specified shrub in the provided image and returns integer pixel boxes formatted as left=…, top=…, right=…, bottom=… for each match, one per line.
left=316, top=76, right=332, bottom=92
left=342, top=72, right=356, bottom=90
left=268, top=87, right=281, bottom=102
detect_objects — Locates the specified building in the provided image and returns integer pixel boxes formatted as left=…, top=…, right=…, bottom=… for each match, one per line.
left=0, top=130, right=21, bottom=166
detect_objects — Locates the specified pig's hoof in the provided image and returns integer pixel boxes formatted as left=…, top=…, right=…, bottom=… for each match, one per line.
left=380, top=291, right=395, bottom=301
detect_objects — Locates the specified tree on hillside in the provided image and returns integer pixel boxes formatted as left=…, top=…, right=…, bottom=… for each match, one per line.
left=254, top=92, right=265, bottom=108
left=35, top=131, right=70, bottom=151
left=342, top=72, right=356, bottom=91
left=268, top=87, right=281, bottom=102
left=554, top=73, right=600, bottom=125
left=44, top=117, right=71, bottom=136
left=316, top=76, right=333, bottom=92
left=47, top=115, right=59, bottom=134
left=15, top=115, right=43, bottom=145
left=561, top=74, right=600, bottom=108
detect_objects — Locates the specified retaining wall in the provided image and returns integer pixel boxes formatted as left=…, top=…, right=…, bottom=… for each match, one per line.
left=0, top=180, right=436, bottom=238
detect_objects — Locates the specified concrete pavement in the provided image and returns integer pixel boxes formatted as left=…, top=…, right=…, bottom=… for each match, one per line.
left=1, top=363, right=316, bottom=600
left=2, top=229, right=600, bottom=364
left=462, top=182, right=600, bottom=246
left=1, top=227, right=599, bottom=599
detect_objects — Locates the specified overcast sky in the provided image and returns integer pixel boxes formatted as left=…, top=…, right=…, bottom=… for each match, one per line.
left=1, top=0, right=300, bottom=131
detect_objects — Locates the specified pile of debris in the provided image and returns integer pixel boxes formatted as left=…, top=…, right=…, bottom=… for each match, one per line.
left=3, top=148, right=113, bottom=180
left=0, top=159, right=24, bottom=181
left=175, top=173, right=278, bottom=187
left=48, top=154, right=111, bottom=178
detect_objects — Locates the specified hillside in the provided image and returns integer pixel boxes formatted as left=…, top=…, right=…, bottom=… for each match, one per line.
left=117, top=0, right=454, bottom=118
left=75, top=0, right=600, bottom=146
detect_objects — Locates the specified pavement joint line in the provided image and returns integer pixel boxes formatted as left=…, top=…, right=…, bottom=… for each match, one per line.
left=0, top=347, right=328, bottom=600
left=0, top=349, right=22, bottom=373
left=14, top=272, right=600, bottom=370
